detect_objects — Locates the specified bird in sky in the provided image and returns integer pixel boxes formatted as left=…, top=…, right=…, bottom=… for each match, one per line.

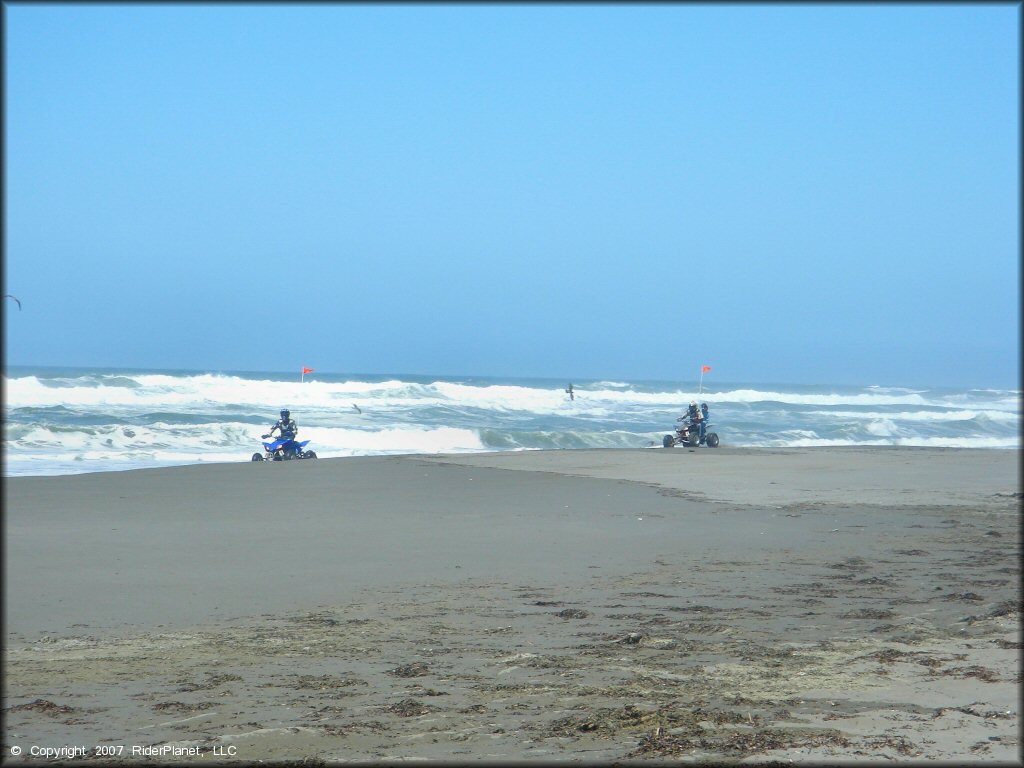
left=4, top=294, right=21, bottom=310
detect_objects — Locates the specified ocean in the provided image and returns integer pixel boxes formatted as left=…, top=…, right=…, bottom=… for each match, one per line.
left=2, top=366, right=1019, bottom=477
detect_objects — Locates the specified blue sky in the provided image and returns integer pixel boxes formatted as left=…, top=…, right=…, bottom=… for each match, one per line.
left=3, top=3, right=1019, bottom=387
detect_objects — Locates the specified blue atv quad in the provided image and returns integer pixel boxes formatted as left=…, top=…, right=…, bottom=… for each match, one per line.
left=252, top=435, right=317, bottom=461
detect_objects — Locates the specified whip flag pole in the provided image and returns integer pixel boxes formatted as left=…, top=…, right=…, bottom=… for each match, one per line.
left=301, top=366, right=314, bottom=382
left=699, top=365, right=711, bottom=395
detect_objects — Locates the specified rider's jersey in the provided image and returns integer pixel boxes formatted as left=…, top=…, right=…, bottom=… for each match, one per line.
left=272, top=418, right=297, bottom=440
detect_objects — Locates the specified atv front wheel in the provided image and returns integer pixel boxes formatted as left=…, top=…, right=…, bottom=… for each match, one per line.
left=662, top=434, right=674, bottom=448
left=251, top=453, right=264, bottom=462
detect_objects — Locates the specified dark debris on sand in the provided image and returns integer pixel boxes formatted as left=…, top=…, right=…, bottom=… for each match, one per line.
left=151, top=700, right=214, bottom=713
left=5, top=699, right=75, bottom=716
left=291, top=674, right=368, bottom=690
left=630, top=723, right=852, bottom=758
left=387, top=662, right=430, bottom=678
left=556, top=608, right=591, bottom=619
left=385, top=698, right=436, bottom=717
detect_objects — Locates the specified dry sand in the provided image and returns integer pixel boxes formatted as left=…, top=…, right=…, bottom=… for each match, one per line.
left=3, top=447, right=1021, bottom=763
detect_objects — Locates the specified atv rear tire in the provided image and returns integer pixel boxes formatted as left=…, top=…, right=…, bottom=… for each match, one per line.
left=706, top=433, right=719, bottom=448
left=303, top=451, right=317, bottom=459
left=251, top=453, right=264, bottom=462
left=662, top=434, right=674, bottom=448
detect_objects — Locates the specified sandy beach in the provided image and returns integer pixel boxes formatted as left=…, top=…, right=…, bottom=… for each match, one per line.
left=3, top=447, right=1020, bottom=763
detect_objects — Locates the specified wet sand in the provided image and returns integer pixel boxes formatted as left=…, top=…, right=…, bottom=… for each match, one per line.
left=3, top=447, right=1021, bottom=763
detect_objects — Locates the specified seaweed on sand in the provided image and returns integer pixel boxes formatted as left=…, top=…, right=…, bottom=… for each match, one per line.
left=630, top=725, right=852, bottom=758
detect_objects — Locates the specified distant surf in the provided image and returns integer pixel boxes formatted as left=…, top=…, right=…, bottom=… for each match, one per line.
left=3, top=366, right=1019, bottom=477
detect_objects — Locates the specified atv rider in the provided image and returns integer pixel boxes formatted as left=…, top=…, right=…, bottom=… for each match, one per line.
left=675, top=400, right=698, bottom=441
left=265, top=409, right=299, bottom=456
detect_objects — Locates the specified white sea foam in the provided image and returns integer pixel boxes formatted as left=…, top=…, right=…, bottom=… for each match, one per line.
left=864, top=419, right=900, bottom=437
left=805, top=409, right=1019, bottom=423
left=712, top=388, right=927, bottom=407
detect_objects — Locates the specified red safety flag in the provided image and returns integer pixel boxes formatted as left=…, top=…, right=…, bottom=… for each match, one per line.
left=702, top=365, right=711, bottom=373
left=302, top=367, right=314, bottom=375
